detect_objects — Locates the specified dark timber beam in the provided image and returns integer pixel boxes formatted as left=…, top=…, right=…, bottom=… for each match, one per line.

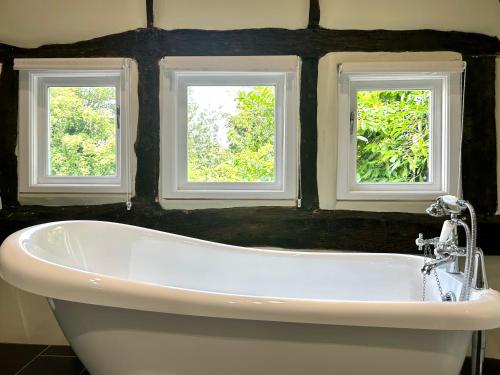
left=2, top=203, right=500, bottom=253
left=134, top=54, right=160, bottom=202
left=0, top=43, right=13, bottom=61
left=0, top=59, right=19, bottom=207
left=146, top=0, right=154, bottom=29
left=0, top=27, right=498, bottom=253
left=308, top=0, right=320, bottom=29
left=11, top=29, right=500, bottom=58
left=461, top=55, right=498, bottom=213
left=299, top=57, right=319, bottom=209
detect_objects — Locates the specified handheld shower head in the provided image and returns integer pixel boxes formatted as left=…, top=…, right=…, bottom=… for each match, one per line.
left=440, top=195, right=464, bottom=214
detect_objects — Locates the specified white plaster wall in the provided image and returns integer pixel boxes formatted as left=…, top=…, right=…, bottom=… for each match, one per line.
left=320, top=0, right=500, bottom=38
left=0, top=0, right=146, bottom=48
left=316, top=51, right=463, bottom=212
left=0, top=279, right=66, bottom=345
left=154, top=0, right=309, bottom=30
left=1, top=0, right=499, bottom=48
left=485, top=256, right=500, bottom=359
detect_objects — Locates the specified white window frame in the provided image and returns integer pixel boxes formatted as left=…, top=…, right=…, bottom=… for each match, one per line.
left=337, top=61, right=464, bottom=201
left=16, top=58, right=133, bottom=194
left=160, top=56, right=300, bottom=200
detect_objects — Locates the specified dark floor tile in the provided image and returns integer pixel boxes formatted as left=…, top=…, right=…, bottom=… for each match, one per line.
left=42, top=346, right=76, bottom=357
left=18, top=356, right=84, bottom=375
left=461, top=357, right=471, bottom=375
left=461, top=357, right=500, bottom=375
left=0, top=343, right=48, bottom=374
left=483, top=357, right=500, bottom=374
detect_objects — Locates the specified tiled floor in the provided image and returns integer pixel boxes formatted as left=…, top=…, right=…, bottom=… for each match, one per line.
left=1, top=343, right=500, bottom=375
left=460, top=357, right=500, bottom=375
left=0, top=344, right=88, bottom=375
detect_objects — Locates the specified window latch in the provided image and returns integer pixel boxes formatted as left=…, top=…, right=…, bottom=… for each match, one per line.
left=349, top=111, right=355, bottom=137
left=116, top=105, right=121, bottom=129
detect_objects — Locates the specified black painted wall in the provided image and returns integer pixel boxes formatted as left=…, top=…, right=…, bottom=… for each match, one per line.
left=0, top=1, right=499, bottom=253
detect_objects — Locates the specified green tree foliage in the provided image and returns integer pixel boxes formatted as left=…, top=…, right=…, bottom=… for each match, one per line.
left=187, top=101, right=228, bottom=181
left=49, top=87, right=117, bottom=177
left=356, top=90, right=430, bottom=183
left=48, top=85, right=429, bottom=186
left=187, top=86, right=275, bottom=182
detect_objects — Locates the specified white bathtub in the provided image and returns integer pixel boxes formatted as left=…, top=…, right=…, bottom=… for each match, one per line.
left=1, top=221, right=500, bottom=375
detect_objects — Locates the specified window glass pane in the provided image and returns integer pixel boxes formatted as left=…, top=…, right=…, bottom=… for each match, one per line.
left=187, top=85, right=276, bottom=183
left=356, top=90, right=431, bottom=183
left=48, top=86, right=117, bottom=177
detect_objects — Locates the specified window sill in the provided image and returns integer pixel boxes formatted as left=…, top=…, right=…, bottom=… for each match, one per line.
left=159, top=199, right=297, bottom=210
left=18, top=193, right=133, bottom=207
left=330, top=200, right=433, bottom=214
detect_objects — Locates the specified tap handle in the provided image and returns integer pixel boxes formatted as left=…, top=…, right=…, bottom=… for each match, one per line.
left=416, top=233, right=424, bottom=251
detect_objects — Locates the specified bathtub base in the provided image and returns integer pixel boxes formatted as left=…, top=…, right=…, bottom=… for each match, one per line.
left=51, top=299, right=470, bottom=375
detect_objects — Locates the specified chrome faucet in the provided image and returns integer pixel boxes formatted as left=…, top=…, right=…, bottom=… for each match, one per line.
left=419, top=196, right=489, bottom=375
left=420, top=252, right=457, bottom=275
left=416, top=195, right=480, bottom=301
left=415, top=217, right=464, bottom=275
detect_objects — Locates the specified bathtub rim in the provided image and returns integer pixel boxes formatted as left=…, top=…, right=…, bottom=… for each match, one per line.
left=1, top=220, right=500, bottom=331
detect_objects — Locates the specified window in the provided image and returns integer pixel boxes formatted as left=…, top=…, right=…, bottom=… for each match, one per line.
left=337, top=61, right=464, bottom=200
left=160, top=56, right=299, bottom=200
left=16, top=58, right=133, bottom=194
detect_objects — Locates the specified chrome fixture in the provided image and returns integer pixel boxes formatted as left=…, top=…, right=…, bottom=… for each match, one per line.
left=425, top=195, right=464, bottom=217
left=416, top=195, right=485, bottom=301
left=417, top=195, right=488, bottom=375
